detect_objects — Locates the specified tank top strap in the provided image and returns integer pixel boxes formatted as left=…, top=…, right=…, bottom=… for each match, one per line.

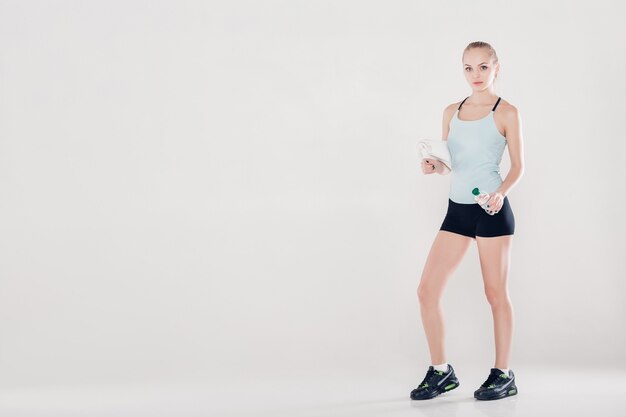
left=457, top=96, right=470, bottom=110
left=492, top=97, right=502, bottom=111
left=457, top=96, right=502, bottom=112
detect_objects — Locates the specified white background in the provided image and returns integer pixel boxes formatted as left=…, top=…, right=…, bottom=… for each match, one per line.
left=0, top=0, right=624, bottom=404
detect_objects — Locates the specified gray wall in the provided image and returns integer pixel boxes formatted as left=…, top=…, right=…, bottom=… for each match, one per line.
left=0, top=0, right=623, bottom=388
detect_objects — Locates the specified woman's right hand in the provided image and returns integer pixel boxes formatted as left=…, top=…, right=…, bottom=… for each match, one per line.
left=421, top=158, right=442, bottom=175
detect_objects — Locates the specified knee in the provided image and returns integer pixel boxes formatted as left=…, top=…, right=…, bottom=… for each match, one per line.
left=417, top=283, right=438, bottom=305
left=484, top=287, right=510, bottom=307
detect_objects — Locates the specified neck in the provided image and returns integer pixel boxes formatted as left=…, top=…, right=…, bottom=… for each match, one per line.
left=469, top=88, right=498, bottom=104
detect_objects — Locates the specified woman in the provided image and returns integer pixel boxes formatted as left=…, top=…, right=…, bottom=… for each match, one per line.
left=410, top=41, right=525, bottom=401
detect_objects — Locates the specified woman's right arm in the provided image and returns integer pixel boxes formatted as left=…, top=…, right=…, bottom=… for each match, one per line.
left=437, top=104, right=455, bottom=175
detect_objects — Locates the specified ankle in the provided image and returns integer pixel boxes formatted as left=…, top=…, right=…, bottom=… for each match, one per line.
left=432, top=362, right=449, bottom=372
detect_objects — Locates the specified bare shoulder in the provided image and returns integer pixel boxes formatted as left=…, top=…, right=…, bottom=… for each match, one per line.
left=443, top=100, right=462, bottom=118
left=495, top=99, right=521, bottom=137
left=442, top=101, right=461, bottom=124
left=441, top=101, right=461, bottom=140
left=497, top=99, right=521, bottom=122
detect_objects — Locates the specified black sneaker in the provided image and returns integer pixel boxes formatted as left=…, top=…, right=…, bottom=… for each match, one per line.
left=474, top=368, right=518, bottom=400
left=410, top=364, right=460, bottom=400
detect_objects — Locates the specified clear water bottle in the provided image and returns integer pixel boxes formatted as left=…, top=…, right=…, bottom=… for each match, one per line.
left=472, top=187, right=492, bottom=214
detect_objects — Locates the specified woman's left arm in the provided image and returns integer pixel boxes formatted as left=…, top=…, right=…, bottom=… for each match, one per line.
left=485, top=107, right=525, bottom=214
left=496, top=106, right=525, bottom=197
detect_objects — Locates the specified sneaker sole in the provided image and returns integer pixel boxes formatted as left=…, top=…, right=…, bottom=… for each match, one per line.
left=474, top=386, right=518, bottom=401
left=411, top=380, right=460, bottom=400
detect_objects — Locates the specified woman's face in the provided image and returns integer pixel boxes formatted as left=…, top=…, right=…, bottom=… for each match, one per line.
left=463, top=48, right=499, bottom=91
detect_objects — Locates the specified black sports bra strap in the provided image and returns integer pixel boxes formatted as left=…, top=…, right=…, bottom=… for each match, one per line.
left=492, top=97, right=501, bottom=111
left=458, top=96, right=501, bottom=111
left=457, top=96, right=469, bottom=110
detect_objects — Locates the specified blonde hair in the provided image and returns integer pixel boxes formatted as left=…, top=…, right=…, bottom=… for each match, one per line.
left=463, top=41, right=499, bottom=66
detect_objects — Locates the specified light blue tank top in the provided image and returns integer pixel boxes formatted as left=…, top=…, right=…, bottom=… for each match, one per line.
left=447, top=96, right=507, bottom=204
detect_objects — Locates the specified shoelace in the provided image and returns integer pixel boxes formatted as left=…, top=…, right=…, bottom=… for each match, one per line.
left=418, top=368, right=443, bottom=389
left=481, top=372, right=506, bottom=388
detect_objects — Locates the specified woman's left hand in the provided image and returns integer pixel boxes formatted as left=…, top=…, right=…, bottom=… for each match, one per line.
left=486, top=192, right=505, bottom=215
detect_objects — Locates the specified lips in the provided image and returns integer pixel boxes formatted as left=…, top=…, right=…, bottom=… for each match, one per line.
left=473, top=82, right=483, bottom=84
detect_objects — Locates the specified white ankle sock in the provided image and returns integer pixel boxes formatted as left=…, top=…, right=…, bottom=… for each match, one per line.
left=497, top=367, right=510, bottom=375
left=432, top=362, right=449, bottom=372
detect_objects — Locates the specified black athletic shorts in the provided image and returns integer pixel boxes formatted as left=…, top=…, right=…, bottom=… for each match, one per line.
left=439, top=196, right=515, bottom=238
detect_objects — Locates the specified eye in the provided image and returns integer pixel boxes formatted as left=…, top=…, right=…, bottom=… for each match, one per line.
left=465, top=67, right=471, bottom=71
left=481, top=65, right=488, bottom=70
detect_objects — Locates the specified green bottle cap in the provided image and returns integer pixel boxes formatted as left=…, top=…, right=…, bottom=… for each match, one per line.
left=472, top=187, right=480, bottom=196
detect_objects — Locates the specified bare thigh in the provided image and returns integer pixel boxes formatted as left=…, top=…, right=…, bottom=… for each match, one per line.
left=418, top=230, right=474, bottom=298
left=476, top=235, right=513, bottom=293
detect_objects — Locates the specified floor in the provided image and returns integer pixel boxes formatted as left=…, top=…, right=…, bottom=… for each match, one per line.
left=0, top=366, right=623, bottom=416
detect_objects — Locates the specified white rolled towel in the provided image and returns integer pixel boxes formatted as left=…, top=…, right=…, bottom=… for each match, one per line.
left=417, top=139, right=452, bottom=171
